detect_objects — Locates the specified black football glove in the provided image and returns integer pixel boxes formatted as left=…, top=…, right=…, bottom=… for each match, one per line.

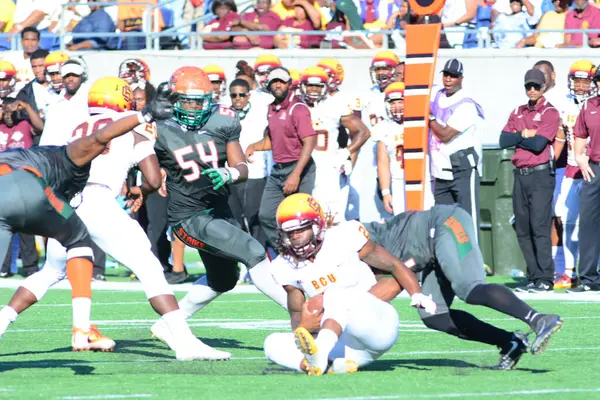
left=141, top=82, right=179, bottom=123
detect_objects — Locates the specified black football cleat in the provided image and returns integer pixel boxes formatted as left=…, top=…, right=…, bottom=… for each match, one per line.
left=531, top=314, right=563, bottom=355
left=489, top=332, right=529, bottom=370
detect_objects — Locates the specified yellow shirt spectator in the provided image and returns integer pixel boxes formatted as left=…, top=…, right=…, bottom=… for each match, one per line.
left=272, top=0, right=328, bottom=28
left=534, top=10, right=566, bottom=48
left=0, top=0, right=16, bottom=33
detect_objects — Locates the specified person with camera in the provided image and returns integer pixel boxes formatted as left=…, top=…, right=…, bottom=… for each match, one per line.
left=499, top=69, right=561, bottom=293
left=0, top=98, right=44, bottom=278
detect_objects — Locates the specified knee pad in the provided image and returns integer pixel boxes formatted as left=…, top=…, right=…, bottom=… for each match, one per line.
left=246, top=239, right=267, bottom=269
left=207, top=270, right=239, bottom=293
left=20, top=266, right=66, bottom=300
left=421, top=312, right=462, bottom=337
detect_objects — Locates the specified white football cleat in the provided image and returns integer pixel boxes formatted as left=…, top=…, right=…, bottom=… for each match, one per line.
left=328, top=358, right=359, bottom=374
left=150, top=319, right=176, bottom=350
left=72, top=325, right=115, bottom=352
left=175, top=338, right=231, bottom=361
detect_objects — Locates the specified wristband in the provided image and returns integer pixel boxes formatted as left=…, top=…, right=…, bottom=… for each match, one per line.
left=137, top=112, right=147, bottom=125
left=227, top=167, right=240, bottom=183
left=381, top=188, right=391, bottom=196
left=555, top=137, right=566, bottom=142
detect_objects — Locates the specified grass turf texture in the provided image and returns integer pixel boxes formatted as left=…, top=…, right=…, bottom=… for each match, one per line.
left=0, top=288, right=597, bottom=400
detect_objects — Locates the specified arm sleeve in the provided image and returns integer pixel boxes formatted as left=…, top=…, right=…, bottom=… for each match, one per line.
left=499, top=130, right=523, bottom=148
left=291, top=103, right=317, bottom=139
left=517, top=136, right=550, bottom=154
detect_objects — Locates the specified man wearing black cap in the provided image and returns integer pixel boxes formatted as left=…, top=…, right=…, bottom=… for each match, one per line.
left=246, top=66, right=317, bottom=250
left=500, top=68, right=561, bottom=293
left=429, top=58, right=484, bottom=243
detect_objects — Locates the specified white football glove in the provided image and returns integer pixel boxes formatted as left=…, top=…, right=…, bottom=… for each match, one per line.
left=334, top=148, right=351, bottom=172
left=410, top=293, right=437, bottom=315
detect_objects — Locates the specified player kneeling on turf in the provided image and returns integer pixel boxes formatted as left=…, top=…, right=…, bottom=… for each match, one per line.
left=263, top=193, right=436, bottom=375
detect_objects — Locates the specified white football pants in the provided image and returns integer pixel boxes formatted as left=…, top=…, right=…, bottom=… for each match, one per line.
left=554, top=176, right=582, bottom=277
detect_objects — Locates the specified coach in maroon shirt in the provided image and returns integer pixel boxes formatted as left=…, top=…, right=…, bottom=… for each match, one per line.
left=246, top=66, right=316, bottom=248
left=499, top=68, right=560, bottom=293
left=570, top=89, right=600, bottom=292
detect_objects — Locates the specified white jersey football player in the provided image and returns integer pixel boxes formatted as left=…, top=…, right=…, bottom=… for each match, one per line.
left=348, top=51, right=402, bottom=222
left=0, top=78, right=229, bottom=361
left=263, top=193, right=436, bottom=375
left=299, top=66, right=369, bottom=222
left=554, top=60, right=597, bottom=290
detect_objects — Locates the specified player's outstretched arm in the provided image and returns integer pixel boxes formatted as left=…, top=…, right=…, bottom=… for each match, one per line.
left=359, top=240, right=421, bottom=296
left=67, top=83, right=178, bottom=167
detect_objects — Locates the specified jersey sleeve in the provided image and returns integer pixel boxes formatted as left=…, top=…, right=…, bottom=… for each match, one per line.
left=132, top=122, right=157, bottom=141
left=341, top=220, right=370, bottom=253
left=270, top=255, right=299, bottom=288
left=370, top=123, right=386, bottom=142
left=133, top=140, right=156, bottom=164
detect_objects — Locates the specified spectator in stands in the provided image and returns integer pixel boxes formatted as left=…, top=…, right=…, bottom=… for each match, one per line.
left=202, top=0, right=241, bottom=49
left=493, top=0, right=531, bottom=48
left=0, top=0, right=16, bottom=50
left=117, top=0, right=163, bottom=50
left=4, top=28, right=39, bottom=88
left=516, top=0, right=569, bottom=48
left=15, top=49, right=58, bottom=128
left=230, top=0, right=282, bottom=49
left=9, top=0, right=59, bottom=35
left=66, top=0, right=118, bottom=51
left=183, top=0, right=205, bottom=34
left=0, top=98, right=44, bottom=278
left=558, top=0, right=600, bottom=47
left=357, top=0, right=403, bottom=29
left=386, top=0, right=409, bottom=29
left=273, top=0, right=324, bottom=28
left=441, top=0, right=477, bottom=48
left=274, top=3, right=323, bottom=48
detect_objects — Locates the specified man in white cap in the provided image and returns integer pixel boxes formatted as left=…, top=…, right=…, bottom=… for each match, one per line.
left=39, top=59, right=90, bottom=147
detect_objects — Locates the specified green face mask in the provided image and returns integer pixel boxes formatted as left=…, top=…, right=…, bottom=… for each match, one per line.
left=173, top=94, right=213, bottom=129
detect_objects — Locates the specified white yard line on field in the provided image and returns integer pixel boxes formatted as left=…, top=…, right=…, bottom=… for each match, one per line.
left=59, top=395, right=153, bottom=400
left=1, top=279, right=600, bottom=301
left=306, top=388, right=600, bottom=400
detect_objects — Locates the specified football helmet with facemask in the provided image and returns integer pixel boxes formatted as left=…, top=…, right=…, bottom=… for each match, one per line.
left=300, top=66, right=329, bottom=106
left=568, top=60, right=597, bottom=103
left=370, top=51, right=400, bottom=90
left=384, top=82, right=405, bottom=123
left=169, top=66, right=213, bottom=130
left=0, top=60, right=16, bottom=99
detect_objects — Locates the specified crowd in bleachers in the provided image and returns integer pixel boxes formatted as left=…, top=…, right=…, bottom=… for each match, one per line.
left=0, top=0, right=599, bottom=51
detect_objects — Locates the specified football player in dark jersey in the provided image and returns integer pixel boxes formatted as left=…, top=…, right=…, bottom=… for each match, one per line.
left=363, top=204, right=563, bottom=370
left=150, top=67, right=288, bottom=350
left=0, top=82, right=177, bottom=346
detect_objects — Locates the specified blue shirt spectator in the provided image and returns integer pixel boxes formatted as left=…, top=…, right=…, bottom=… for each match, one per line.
left=67, top=5, right=117, bottom=51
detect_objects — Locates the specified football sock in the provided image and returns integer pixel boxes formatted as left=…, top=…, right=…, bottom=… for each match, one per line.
left=0, top=306, right=18, bottom=336
left=465, top=283, right=538, bottom=328
left=449, top=309, right=513, bottom=348
left=66, top=257, right=93, bottom=331
left=72, top=297, right=91, bottom=331
left=249, top=258, right=288, bottom=310
left=314, top=328, right=338, bottom=367
left=162, top=309, right=195, bottom=342
left=179, top=276, right=220, bottom=319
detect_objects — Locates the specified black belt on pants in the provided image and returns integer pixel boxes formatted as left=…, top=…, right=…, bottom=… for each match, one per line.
left=514, top=162, right=551, bottom=176
left=590, top=161, right=600, bottom=166
left=272, top=160, right=298, bottom=169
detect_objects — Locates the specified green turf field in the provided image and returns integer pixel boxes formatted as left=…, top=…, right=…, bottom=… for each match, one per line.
left=0, top=287, right=597, bottom=400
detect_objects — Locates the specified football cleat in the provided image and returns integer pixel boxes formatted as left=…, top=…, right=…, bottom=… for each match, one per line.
left=554, top=274, right=578, bottom=290
left=150, top=319, right=176, bottom=350
left=514, top=282, right=536, bottom=293
left=72, top=325, right=115, bottom=352
left=489, top=332, right=529, bottom=370
left=530, top=314, right=563, bottom=355
left=327, top=358, right=359, bottom=375
left=175, top=338, right=231, bottom=361
left=294, top=327, right=327, bottom=376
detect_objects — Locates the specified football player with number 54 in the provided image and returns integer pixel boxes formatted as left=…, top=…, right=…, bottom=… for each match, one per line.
left=150, top=67, right=286, bottom=354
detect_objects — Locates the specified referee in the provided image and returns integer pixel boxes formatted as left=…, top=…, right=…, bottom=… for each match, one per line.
left=571, top=79, right=600, bottom=293
left=499, top=68, right=560, bottom=293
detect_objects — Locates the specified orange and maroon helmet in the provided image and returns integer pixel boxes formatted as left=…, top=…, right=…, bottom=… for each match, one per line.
left=384, top=82, right=405, bottom=123
left=88, top=76, right=134, bottom=114
left=370, top=50, right=400, bottom=90
left=254, top=54, right=282, bottom=90
left=204, top=64, right=227, bottom=102
left=568, top=60, right=597, bottom=102
left=0, top=60, right=17, bottom=98
left=44, top=51, right=69, bottom=92
left=276, top=193, right=326, bottom=258
left=317, top=58, right=344, bottom=94
left=299, top=66, right=329, bottom=106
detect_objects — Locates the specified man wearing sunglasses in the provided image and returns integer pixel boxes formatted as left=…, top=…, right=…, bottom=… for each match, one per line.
left=429, top=58, right=484, bottom=244
left=500, top=68, right=561, bottom=293
left=227, top=79, right=270, bottom=271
